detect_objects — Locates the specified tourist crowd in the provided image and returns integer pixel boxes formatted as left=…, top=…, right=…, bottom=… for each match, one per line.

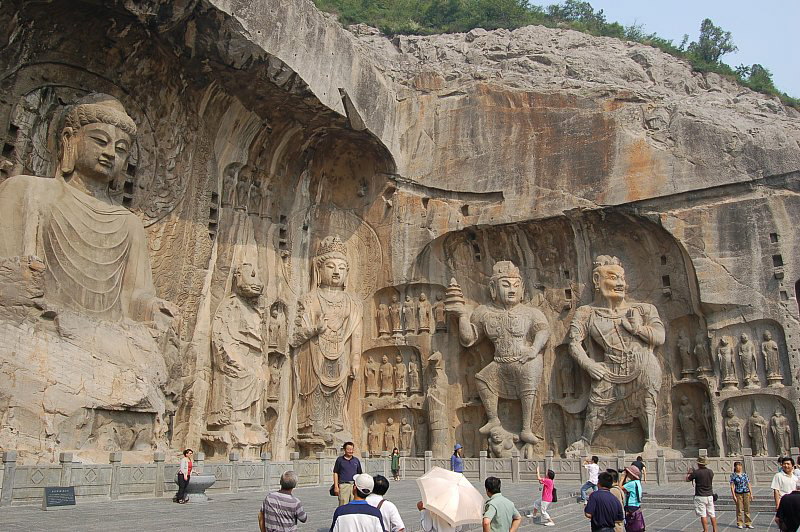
left=164, top=443, right=800, bottom=532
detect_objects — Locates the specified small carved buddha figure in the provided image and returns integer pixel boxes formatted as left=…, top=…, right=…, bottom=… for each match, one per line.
left=738, top=333, right=759, bottom=389
left=380, top=355, right=394, bottom=395
left=394, top=354, right=408, bottom=395
left=724, top=407, right=743, bottom=456
left=761, top=331, right=783, bottom=387
left=748, top=409, right=768, bottom=456
left=364, top=356, right=380, bottom=396
left=718, top=337, right=738, bottom=390
left=417, top=292, right=432, bottom=332
left=0, top=93, right=176, bottom=322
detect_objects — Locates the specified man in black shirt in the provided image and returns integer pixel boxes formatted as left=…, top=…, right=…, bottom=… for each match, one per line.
left=584, top=471, right=624, bottom=532
left=333, top=442, right=363, bottom=506
left=631, top=455, right=647, bottom=483
left=775, top=480, right=800, bottom=532
left=686, top=457, right=717, bottom=532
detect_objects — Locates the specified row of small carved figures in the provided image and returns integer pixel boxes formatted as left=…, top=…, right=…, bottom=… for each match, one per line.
left=677, top=330, right=785, bottom=388
left=363, top=355, right=422, bottom=397
left=375, top=293, right=447, bottom=336
left=722, top=407, right=794, bottom=457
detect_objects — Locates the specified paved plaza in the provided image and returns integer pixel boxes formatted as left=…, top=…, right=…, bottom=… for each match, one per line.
left=0, top=479, right=785, bottom=531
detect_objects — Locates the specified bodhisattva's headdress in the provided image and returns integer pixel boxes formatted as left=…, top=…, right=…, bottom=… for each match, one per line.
left=592, top=255, right=623, bottom=290
left=313, top=235, right=349, bottom=287
left=489, top=260, right=523, bottom=301
left=63, top=93, right=137, bottom=137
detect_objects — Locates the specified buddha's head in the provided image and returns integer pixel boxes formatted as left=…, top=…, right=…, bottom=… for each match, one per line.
left=234, top=262, right=264, bottom=299
left=489, top=261, right=523, bottom=307
left=314, top=235, right=349, bottom=289
left=59, top=93, right=136, bottom=188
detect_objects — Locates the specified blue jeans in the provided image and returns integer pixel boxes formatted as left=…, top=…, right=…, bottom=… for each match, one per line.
left=580, top=481, right=597, bottom=501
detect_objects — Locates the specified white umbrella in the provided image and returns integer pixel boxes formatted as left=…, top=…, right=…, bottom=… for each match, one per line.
left=416, top=466, right=485, bottom=527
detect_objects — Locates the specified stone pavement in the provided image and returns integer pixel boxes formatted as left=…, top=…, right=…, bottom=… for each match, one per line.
left=0, top=480, right=783, bottom=531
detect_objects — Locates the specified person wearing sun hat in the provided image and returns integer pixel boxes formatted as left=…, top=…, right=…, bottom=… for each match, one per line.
left=330, top=473, right=385, bottom=531
left=687, top=456, right=718, bottom=532
left=622, top=465, right=645, bottom=531
left=451, top=444, right=464, bottom=473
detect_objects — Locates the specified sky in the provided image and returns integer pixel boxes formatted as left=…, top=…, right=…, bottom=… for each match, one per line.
left=543, top=0, right=799, bottom=98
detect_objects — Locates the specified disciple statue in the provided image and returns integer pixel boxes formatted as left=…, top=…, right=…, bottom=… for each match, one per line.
left=694, top=333, right=713, bottom=374
left=771, top=409, right=791, bottom=456
left=247, top=176, right=262, bottom=215
left=376, top=302, right=390, bottom=337
left=408, top=358, right=421, bottom=394
left=208, top=262, right=269, bottom=448
left=384, top=417, right=400, bottom=451
left=417, top=293, right=432, bottom=332
left=364, top=356, right=380, bottom=396
left=221, top=163, right=239, bottom=207
left=379, top=355, right=394, bottom=395
left=739, top=333, right=759, bottom=389
left=389, top=295, right=402, bottom=336
left=724, top=407, right=743, bottom=456
left=446, top=261, right=550, bottom=444
left=267, top=306, right=285, bottom=350
left=400, top=417, right=414, bottom=451
left=425, top=351, right=449, bottom=457
left=368, top=418, right=383, bottom=455
left=258, top=181, right=272, bottom=218
left=677, top=395, right=699, bottom=448
left=677, top=331, right=694, bottom=379
left=403, top=295, right=418, bottom=334
left=563, top=256, right=665, bottom=455
left=235, top=171, right=250, bottom=211
left=463, top=354, right=479, bottom=402
left=433, top=294, right=446, bottom=331
left=394, top=354, right=408, bottom=395
left=291, top=235, right=363, bottom=441
left=718, top=337, right=738, bottom=390
left=267, top=361, right=280, bottom=402
left=461, top=411, right=477, bottom=456
left=0, top=93, right=176, bottom=322
left=748, top=409, right=768, bottom=456
left=762, top=331, right=783, bottom=387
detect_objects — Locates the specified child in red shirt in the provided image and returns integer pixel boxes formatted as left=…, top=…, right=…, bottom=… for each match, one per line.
left=529, top=465, right=556, bottom=526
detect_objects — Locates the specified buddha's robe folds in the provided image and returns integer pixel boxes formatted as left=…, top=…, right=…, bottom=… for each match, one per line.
left=0, top=175, right=158, bottom=321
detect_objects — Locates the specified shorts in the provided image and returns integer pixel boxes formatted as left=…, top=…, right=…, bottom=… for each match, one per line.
left=693, top=495, right=716, bottom=517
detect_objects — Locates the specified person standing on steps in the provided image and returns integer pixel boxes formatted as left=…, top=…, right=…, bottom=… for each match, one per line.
left=729, top=461, right=753, bottom=529
left=580, top=456, right=600, bottom=504
left=528, top=465, right=555, bottom=527
left=174, top=448, right=193, bottom=504
left=630, top=456, right=647, bottom=483
left=391, top=448, right=400, bottom=481
left=686, top=457, right=718, bottom=532
left=333, top=442, right=363, bottom=507
left=451, top=444, right=464, bottom=473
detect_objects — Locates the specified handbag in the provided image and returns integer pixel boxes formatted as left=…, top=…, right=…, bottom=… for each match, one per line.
left=624, top=508, right=645, bottom=532
left=551, top=487, right=557, bottom=502
left=329, top=484, right=337, bottom=497
left=712, top=492, right=718, bottom=502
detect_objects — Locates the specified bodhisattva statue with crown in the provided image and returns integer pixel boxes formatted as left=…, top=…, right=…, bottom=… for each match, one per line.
left=445, top=261, right=550, bottom=445
left=0, top=93, right=176, bottom=323
left=291, top=236, right=363, bottom=451
left=565, top=255, right=665, bottom=456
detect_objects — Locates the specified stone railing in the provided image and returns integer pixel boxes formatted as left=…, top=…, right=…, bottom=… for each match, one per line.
left=1, top=446, right=796, bottom=506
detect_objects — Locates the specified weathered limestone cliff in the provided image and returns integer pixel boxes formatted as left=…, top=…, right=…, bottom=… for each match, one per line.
left=0, top=0, right=797, bottom=463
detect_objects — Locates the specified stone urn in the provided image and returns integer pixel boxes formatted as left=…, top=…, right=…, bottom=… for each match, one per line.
left=175, top=474, right=216, bottom=503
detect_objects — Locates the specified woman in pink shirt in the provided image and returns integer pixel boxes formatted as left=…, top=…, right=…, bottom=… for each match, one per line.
left=529, top=465, right=556, bottom=526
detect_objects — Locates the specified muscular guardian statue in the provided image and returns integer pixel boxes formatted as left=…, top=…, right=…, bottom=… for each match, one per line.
left=566, top=255, right=665, bottom=455
left=446, top=261, right=550, bottom=444
left=291, top=236, right=363, bottom=442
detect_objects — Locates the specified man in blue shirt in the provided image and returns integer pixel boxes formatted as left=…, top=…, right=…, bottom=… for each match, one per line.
left=585, top=472, right=624, bottom=532
left=333, top=441, right=363, bottom=506
left=330, top=473, right=385, bottom=532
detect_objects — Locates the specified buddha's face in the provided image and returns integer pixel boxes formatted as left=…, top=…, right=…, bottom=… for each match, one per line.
left=70, top=122, right=131, bottom=184
left=320, top=258, right=348, bottom=287
left=382, top=355, right=388, bottom=364
left=764, top=331, right=772, bottom=341
left=726, top=407, right=734, bottom=418
left=395, top=355, right=402, bottom=363
left=493, top=276, right=523, bottom=306
left=236, top=264, right=264, bottom=298
left=594, top=264, right=626, bottom=303
left=740, top=334, right=749, bottom=343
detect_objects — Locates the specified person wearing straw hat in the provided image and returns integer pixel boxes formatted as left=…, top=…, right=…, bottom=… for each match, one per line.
left=621, top=465, right=644, bottom=531
left=686, top=456, right=717, bottom=532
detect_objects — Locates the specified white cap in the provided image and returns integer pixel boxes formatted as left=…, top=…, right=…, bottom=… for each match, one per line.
left=353, top=473, right=374, bottom=495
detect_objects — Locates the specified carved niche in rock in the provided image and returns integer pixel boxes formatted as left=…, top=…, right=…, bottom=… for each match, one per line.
left=676, top=331, right=695, bottom=379
left=267, top=302, right=287, bottom=352
left=565, top=256, right=665, bottom=457
left=291, top=235, right=363, bottom=447
left=446, top=261, right=550, bottom=445
left=676, top=396, right=699, bottom=449
left=205, top=262, right=269, bottom=456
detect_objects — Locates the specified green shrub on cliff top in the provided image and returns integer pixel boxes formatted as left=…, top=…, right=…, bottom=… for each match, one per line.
left=313, top=0, right=797, bottom=108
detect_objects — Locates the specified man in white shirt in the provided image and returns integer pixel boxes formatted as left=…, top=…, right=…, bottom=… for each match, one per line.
left=366, top=475, right=405, bottom=532
left=580, top=456, right=600, bottom=504
left=772, top=456, right=797, bottom=509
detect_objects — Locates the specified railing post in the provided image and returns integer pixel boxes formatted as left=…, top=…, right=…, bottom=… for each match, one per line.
left=229, top=451, right=240, bottom=493
left=195, top=452, right=206, bottom=474
left=261, top=452, right=271, bottom=490
left=154, top=451, right=165, bottom=498
left=742, top=448, right=755, bottom=485
left=109, top=452, right=122, bottom=500
left=579, top=451, right=588, bottom=483
left=616, top=450, right=625, bottom=472
left=544, top=450, right=553, bottom=474
left=656, top=449, right=666, bottom=485
left=511, top=449, right=520, bottom=483
left=1, top=451, right=18, bottom=507
left=60, top=452, right=74, bottom=488
left=479, top=451, right=487, bottom=483
left=381, top=450, right=389, bottom=478
left=317, top=452, right=326, bottom=485
left=424, top=451, right=432, bottom=473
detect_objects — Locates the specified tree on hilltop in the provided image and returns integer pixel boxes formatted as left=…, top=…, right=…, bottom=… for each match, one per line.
left=687, top=18, right=737, bottom=64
